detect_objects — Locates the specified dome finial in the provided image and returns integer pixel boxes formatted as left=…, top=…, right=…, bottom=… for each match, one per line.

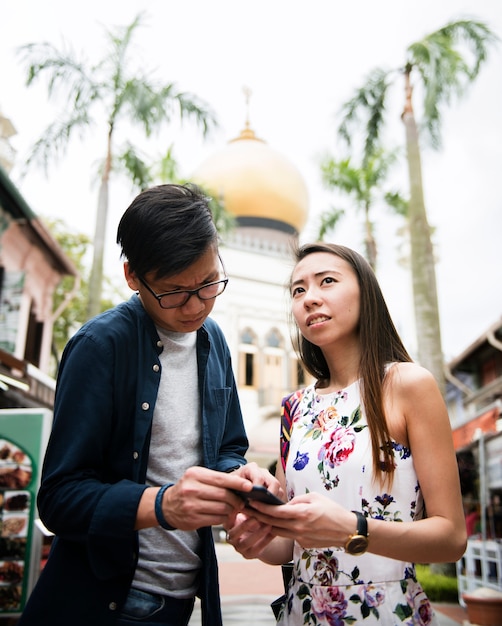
left=238, top=85, right=258, bottom=140
left=243, top=85, right=252, bottom=129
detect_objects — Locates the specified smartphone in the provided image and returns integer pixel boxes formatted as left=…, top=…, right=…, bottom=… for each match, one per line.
left=233, top=485, right=285, bottom=505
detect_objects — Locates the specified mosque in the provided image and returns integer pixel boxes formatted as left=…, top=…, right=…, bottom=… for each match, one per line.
left=193, top=111, right=311, bottom=469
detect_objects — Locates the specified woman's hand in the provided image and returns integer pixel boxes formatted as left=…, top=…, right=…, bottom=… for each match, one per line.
left=244, top=492, right=356, bottom=549
left=224, top=458, right=294, bottom=565
left=224, top=512, right=276, bottom=559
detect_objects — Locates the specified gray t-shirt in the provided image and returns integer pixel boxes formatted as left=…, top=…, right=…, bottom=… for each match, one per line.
left=133, top=328, right=203, bottom=598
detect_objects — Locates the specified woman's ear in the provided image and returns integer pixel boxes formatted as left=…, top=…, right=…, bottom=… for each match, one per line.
left=124, top=262, right=140, bottom=292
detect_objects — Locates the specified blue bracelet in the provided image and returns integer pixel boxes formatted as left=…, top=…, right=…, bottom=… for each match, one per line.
left=155, top=483, right=176, bottom=530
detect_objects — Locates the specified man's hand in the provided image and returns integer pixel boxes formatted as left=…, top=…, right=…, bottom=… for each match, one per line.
left=158, top=466, right=256, bottom=530
left=232, top=462, right=283, bottom=499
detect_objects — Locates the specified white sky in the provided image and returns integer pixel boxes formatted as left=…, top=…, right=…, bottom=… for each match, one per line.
left=1, top=0, right=501, bottom=361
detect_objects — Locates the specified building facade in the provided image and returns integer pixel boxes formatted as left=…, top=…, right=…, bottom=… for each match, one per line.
left=446, top=317, right=502, bottom=597
left=0, top=115, right=78, bottom=409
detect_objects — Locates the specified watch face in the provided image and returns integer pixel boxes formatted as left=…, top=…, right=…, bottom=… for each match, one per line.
left=346, top=534, right=368, bottom=555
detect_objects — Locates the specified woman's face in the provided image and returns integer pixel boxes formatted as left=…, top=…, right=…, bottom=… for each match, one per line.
left=290, top=252, right=361, bottom=349
left=125, top=246, right=224, bottom=333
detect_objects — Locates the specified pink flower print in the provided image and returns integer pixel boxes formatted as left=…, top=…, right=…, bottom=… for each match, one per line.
left=319, top=426, right=356, bottom=468
left=311, top=585, right=348, bottom=626
left=415, top=597, right=435, bottom=625
left=363, top=584, right=385, bottom=608
left=312, top=552, right=339, bottom=586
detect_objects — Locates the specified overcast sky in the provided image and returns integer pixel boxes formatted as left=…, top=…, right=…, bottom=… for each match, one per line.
left=1, top=0, right=501, bottom=361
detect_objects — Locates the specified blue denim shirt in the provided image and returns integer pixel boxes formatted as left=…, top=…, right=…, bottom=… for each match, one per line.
left=20, top=295, right=247, bottom=626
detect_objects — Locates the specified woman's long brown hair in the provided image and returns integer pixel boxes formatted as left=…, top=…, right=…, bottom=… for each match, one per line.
left=289, top=243, right=412, bottom=484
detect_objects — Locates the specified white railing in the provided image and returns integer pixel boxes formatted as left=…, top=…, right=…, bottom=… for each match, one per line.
left=456, top=538, right=502, bottom=606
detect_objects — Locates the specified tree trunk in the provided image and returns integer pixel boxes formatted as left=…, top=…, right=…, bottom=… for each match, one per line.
left=401, top=71, right=445, bottom=396
left=364, top=202, right=377, bottom=271
left=86, top=128, right=112, bottom=320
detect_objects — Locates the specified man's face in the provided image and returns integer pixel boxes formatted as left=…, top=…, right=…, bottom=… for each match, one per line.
left=125, top=246, right=223, bottom=333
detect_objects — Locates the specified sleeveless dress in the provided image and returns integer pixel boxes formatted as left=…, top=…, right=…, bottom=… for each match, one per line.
left=277, top=381, right=439, bottom=626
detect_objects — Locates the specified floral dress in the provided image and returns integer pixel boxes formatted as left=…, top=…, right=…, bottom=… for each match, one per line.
left=277, top=381, right=438, bottom=626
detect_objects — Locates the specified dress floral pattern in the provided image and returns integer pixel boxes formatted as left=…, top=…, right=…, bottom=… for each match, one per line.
left=277, top=381, right=437, bottom=625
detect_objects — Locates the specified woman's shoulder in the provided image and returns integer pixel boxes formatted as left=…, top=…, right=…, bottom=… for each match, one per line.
left=386, top=361, right=440, bottom=397
left=387, top=361, right=435, bottom=381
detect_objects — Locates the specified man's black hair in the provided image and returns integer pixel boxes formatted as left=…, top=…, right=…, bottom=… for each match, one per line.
left=117, top=183, right=218, bottom=280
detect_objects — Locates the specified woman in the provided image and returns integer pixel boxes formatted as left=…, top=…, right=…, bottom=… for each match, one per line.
left=226, top=243, right=467, bottom=625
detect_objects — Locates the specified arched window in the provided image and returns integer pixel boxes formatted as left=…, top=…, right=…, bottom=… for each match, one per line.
left=262, top=328, right=285, bottom=405
left=265, top=328, right=283, bottom=349
left=238, top=328, right=258, bottom=388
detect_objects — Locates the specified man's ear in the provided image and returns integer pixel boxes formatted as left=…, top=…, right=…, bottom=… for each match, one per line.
left=124, top=262, right=139, bottom=292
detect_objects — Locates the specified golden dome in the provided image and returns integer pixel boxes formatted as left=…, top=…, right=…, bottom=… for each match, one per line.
left=193, top=124, right=309, bottom=235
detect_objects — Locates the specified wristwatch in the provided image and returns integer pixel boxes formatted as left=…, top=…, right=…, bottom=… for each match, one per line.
left=345, top=511, right=369, bottom=555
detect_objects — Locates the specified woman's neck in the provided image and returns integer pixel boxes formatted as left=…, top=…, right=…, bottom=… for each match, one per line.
left=320, top=344, right=361, bottom=392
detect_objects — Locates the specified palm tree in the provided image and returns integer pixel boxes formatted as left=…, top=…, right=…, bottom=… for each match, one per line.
left=18, top=13, right=217, bottom=319
left=337, top=19, right=498, bottom=394
left=46, top=218, right=117, bottom=372
left=318, top=147, right=407, bottom=271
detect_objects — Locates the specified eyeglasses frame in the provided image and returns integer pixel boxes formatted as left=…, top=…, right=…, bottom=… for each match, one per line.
left=138, top=269, right=229, bottom=310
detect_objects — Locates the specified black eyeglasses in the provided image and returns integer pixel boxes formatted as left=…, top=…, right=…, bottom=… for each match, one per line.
left=139, top=276, right=229, bottom=309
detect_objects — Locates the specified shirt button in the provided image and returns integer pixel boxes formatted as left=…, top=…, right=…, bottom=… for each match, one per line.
left=153, top=364, right=160, bottom=372
left=133, top=451, right=139, bottom=460
left=142, top=402, right=149, bottom=410
left=109, top=602, right=117, bottom=611
left=157, top=340, right=163, bottom=348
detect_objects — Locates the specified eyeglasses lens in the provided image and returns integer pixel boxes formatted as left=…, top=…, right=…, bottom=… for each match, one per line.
left=159, top=279, right=227, bottom=309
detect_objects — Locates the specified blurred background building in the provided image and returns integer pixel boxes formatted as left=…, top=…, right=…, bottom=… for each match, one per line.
left=0, top=111, right=78, bottom=410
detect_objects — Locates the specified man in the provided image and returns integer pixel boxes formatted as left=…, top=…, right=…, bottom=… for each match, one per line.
left=19, top=184, right=278, bottom=626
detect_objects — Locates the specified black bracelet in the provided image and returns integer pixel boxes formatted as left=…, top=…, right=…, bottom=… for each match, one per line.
left=155, top=483, right=176, bottom=530
left=225, top=465, right=242, bottom=473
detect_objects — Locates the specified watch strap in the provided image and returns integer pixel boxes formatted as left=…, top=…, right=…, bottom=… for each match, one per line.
left=351, top=510, right=368, bottom=537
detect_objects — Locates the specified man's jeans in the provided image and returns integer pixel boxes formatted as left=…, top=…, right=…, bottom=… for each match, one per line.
left=117, top=587, right=195, bottom=626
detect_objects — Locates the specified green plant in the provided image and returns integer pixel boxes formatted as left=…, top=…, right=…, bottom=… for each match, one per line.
left=415, top=564, right=459, bottom=602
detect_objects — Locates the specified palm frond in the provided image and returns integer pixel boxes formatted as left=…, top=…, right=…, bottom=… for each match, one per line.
left=117, top=79, right=174, bottom=134
left=116, top=144, right=153, bottom=190
left=175, top=92, right=218, bottom=137
left=407, top=19, right=498, bottom=148
left=157, top=145, right=181, bottom=183
left=17, top=42, right=100, bottom=107
left=338, top=67, right=392, bottom=164
left=207, top=193, right=236, bottom=238
left=317, top=207, right=346, bottom=240
left=364, top=147, right=399, bottom=187
left=104, top=12, right=146, bottom=88
left=384, top=191, right=409, bottom=217
left=321, top=157, right=362, bottom=196
left=25, top=110, right=92, bottom=173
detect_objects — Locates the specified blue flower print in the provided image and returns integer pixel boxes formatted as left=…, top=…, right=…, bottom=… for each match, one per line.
left=375, top=494, right=395, bottom=508
left=293, top=450, right=309, bottom=471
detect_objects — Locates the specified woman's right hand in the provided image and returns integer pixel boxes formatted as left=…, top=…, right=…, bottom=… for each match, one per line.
left=225, top=511, right=295, bottom=565
left=224, top=512, right=275, bottom=559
